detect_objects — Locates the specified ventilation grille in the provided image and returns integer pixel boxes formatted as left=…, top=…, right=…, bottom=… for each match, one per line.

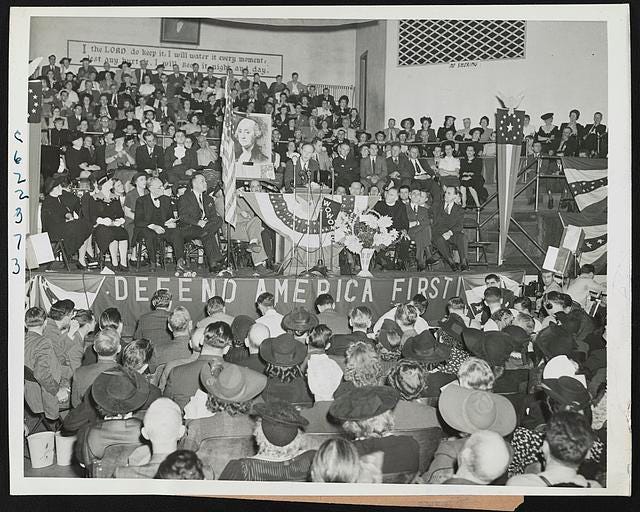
left=398, top=19, right=526, bottom=66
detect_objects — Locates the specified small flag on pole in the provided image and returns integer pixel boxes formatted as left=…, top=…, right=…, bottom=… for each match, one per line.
left=28, top=80, right=42, bottom=123
left=221, top=68, right=237, bottom=228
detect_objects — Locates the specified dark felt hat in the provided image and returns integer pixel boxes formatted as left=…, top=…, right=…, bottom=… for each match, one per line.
left=95, top=170, right=114, bottom=187
left=470, top=127, right=483, bottom=137
left=462, top=328, right=514, bottom=366
left=91, top=366, right=150, bottom=415
left=252, top=399, right=308, bottom=446
left=329, top=385, right=400, bottom=421
left=541, top=112, right=554, bottom=121
left=420, top=116, right=432, bottom=125
left=259, top=333, right=307, bottom=367
left=281, top=307, right=318, bottom=333
left=540, top=376, right=590, bottom=408
left=45, top=173, right=68, bottom=195
left=231, top=315, right=255, bottom=344
left=69, top=130, right=84, bottom=142
left=438, top=313, right=467, bottom=344
left=402, top=330, right=451, bottom=363
left=534, top=324, right=575, bottom=359
left=59, top=57, right=71, bottom=65
left=401, top=117, right=415, bottom=129
left=356, top=131, right=372, bottom=140
left=386, top=360, right=427, bottom=400
left=118, top=61, right=132, bottom=69
left=130, top=171, right=148, bottom=186
left=438, top=384, right=516, bottom=436
left=200, top=361, right=266, bottom=403
left=501, top=325, right=530, bottom=351
left=375, top=130, right=385, bottom=139
left=377, top=319, right=403, bottom=352
left=81, top=57, right=92, bottom=63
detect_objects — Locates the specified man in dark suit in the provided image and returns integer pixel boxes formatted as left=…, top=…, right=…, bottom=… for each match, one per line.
left=166, top=65, right=184, bottom=98
left=386, top=143, right=413, bottom=187
left=373, top=187, right=410, bottom=269
left=432, top=187, right=468, bottom=271
left=406, top=145, right=442, bottom=209
left=407, top=188, right=437, bottom=270
left=41, top=54, right=62, bottom=83
left=360, top=143, right=388, bottom=189
left=93, top=94, right=118, bottom=120
left=136, top=132, right=165, bottom=171
left=163, top=130, right=199, bottom=186
left=332, top=143, right=359, bottom=190
left=553, top=126, right=578, bottom=157
left=155, top=96, right=176, bottom=125
left=134, top=59, right=153, bottom=85
left=163, top=321, right=232, bottom=410
left=134, top=177, right=187, bottom=272
left=284, top=143, right=322, bottom=191
left=582, top=112, right=607, bottom=157
left=50, top=117, right=71, bottom=148
left=177, top=173, right=224, bottom=272
left=186, top=62, right=203, bottom=84
left=67, top=104, right=85, bottom=132
left=314, top=87, right=336, bottom=109
left=134, top=288, right=174, bottom=346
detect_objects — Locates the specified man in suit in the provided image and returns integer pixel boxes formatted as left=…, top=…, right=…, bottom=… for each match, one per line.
left=134, top=59, right=153, bottom=85
left=71, top=328, right=121, bottom=408
left=373, top=187, right=410, bottom=269
left=327, top=306, right=374, bottom=357
left=386, top=142, right=413, bottom=187
left=314, top=87, right=336, bottom=110
left=186, top=62, right=203, bottom=84
left=284, top=142, right=322, bottom=191
left=136, top=132, right=165, bottom=172
left=50, top=117, right=71, bottom=148
left=407, top=188, right=437, bottom=270
left=163, top=321, right=232, bottom=410
left=134, top=177, right=188, bottom=272
left=214, top=189, right=271, bottom=275
left=134, top=288, right=174, bottom=346
left=41, top=54, right=62, bottom=83
left=553, top=126, right=578, bottom=157
left=332, top=143, right=359, bottom=190
left=178, top=173, right=224, bottom=273
left=406, top=145, right=441, bottom=208
left=67, top=104, right=85, bottom=132
left=383, top=118, right=400, bottom=142
left=360, top=143, right=388, bottom=189
left=252, top=73, right=269, bottom=98
left=312, top=138, right=333, bottom=185
left=155, top=95, right=176, bottom=125
left=432, top=186, right=468, bottom=271
left=163, top=130, right=199, bottom=186
left=582, top=112, right=607, bottom=157
left=166, top=64, right=184, bottom=98
left=93, top=94, right=118, bottom=119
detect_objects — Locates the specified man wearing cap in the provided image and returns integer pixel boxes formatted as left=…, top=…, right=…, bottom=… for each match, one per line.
left=219, top=400, right=316, bottom=481
left=330, top=386, right=420, bottom=480
left=75, top=367, right=150, bottom=472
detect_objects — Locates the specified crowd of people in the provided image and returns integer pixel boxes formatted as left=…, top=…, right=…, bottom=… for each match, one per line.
left=24, top=266, right=607, bottom=486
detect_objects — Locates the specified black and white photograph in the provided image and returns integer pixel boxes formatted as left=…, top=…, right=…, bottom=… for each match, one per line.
left=7, top=5, right=631, bottom=500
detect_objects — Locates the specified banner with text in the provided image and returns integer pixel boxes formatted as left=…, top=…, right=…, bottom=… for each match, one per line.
left=67, top=40, right=283, bottom=77
left=27, top=273, right=493, bottom=337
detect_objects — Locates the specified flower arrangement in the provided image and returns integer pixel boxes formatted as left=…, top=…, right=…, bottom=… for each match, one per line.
left=336, top=209, right=399, bottom=254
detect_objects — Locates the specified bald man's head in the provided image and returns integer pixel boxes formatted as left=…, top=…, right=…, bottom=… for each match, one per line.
left=457, top=430, right=511, bottom=484
left=141, top=398, right=185, bottom=447
left=246, top=323, right=270, bottom=353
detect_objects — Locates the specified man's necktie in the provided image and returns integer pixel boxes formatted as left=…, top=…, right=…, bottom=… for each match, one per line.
left=197, top=194, right=205, bottom=218
left=413, top=160, right=418, bottom=174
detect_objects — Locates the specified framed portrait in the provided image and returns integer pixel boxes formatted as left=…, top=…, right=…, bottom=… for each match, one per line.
left=160, top=18, right=200, bottom=45
left=232, top=113, right=275, bottom=180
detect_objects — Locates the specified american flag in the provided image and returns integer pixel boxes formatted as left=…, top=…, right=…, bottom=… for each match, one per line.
left=28, top=80, right=42, bottom=123
left=495, top=107, right=525, bottom=265
left=221, top=68, right=237, bottom=227
left=562, top=157, right=608, bottom=211
left=560, top=199, right=607, bottom=270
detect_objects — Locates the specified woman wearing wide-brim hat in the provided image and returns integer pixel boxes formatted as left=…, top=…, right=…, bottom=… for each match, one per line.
left=218, top=399, right=316, bottom=481
left=422, top=383, right=517, bottom=483
left=400, top=117, right=416, bottom=142
left=41, top=172, right=93, bottom=268
left=329, top=385, right=420, bottom=481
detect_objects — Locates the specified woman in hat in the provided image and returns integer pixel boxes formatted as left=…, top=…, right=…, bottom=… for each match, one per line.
left=76, top=57, right=97, bottom=82
left=423, top=383, right=517, bottom=483
left=105, top=131, right=136, bottom=170
left=329, top=385, right=420, bottom=480
left=375, top=319, right=403, bottom=375
left=224, top=315, right=254, bottom=364
left=459, top=143, right=487, bottom=208
left=560, top=109, right=584, bottom=141
left=310, top=438, right=383, bottom=483
left=437, top=116, right=456, bottom=142
left=349, top=107, right=362, bottom=130
left=419, top=116, right=437, bottom=144
left=535, top=113, right=559, bottom=151
left=399, top=117, right=416, bottom=142
left=41, top=174, right=93, bottom=268
left=507, top=376, right=604, bottom=480
left=468, top=126, right=484, bottom=155
left=219, top=400, right=316, bottom=481
left=260, top=324, right=313, bottom=406
left=59, top=56, right=72, bottom=77
left=181, top=360, right=267, bottom=472
left=84, top=172, right=130, bottom=271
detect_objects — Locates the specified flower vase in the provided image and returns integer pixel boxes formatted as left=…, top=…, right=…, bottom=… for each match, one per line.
left=357, top=248, right=375, bottom=277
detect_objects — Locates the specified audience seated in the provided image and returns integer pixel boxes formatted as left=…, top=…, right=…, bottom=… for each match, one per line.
left=134, top=288, right=173, bottom=346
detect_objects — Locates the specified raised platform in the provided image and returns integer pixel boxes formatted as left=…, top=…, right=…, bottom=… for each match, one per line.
left=27, top=268, right=527, bottom=337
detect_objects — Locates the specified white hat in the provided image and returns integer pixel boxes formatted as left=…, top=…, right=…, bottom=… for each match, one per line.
left=542, top=355, right=587, bottom=387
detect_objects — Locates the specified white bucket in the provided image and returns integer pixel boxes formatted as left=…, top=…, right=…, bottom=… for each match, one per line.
left=27, top=431, right=55, bottom=469
left=55, top=432, right=76, bottom=466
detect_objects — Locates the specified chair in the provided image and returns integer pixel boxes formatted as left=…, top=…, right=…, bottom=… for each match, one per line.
left=196, top=436, right=256, bottom=478
left=217, top=230, right=252, bottom=270
left=468, top=241, right=490, bottom=266
left=46, top=239, right=71, bottom=271
left=184, top=239, right=205, bottom=268
left=134, top=237, right=168, bottom=271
